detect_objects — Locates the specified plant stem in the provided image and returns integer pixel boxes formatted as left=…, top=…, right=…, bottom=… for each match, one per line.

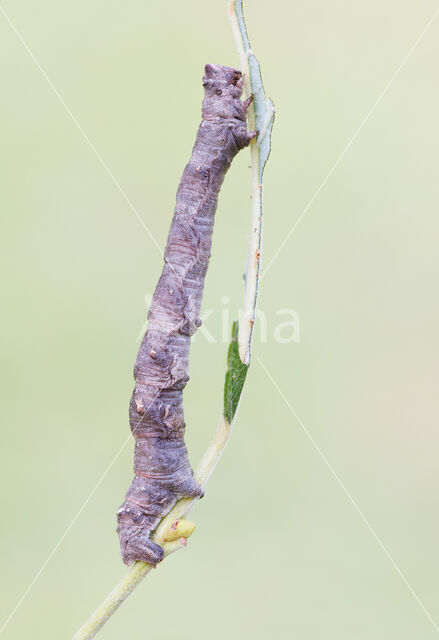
left=72, top=2, right=274, bottom=637
left=229, top=1, right=260, bottom=367
left=229, top=0, right=275, bottom=366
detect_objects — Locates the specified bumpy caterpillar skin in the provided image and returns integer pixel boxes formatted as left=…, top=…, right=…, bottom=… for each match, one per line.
left=117, top=64, right=257, bottom=566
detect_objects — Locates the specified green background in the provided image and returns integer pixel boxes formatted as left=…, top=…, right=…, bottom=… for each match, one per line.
left=1, top=1, right=438, bottom=638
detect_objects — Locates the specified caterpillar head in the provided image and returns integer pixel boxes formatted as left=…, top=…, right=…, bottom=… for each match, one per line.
left=202, top=64, right=244, bottom=101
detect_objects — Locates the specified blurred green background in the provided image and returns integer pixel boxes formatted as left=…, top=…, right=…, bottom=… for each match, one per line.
left=1, top=1, right=438, bottom=638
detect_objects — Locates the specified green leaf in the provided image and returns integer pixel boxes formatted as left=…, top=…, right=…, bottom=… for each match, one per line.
left=223, top=321, right=249, bottom=424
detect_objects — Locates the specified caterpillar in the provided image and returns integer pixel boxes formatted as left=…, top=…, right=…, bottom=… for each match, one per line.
left=117, top=63, right=257, bottom=566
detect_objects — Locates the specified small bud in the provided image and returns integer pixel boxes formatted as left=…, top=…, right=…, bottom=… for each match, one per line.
left=163, top=519, right=196, bottom=542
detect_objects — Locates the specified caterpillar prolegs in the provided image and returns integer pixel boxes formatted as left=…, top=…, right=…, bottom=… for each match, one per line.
left=117, top=64, right=257, bottom=566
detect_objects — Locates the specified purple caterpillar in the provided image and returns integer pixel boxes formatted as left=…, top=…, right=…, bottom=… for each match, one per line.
left=117, top=64, right=256, bottom=566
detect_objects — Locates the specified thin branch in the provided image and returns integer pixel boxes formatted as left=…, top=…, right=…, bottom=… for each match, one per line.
left=229, top=0, right=275, bottom=366
left=72, top=3, right=274, bottom=638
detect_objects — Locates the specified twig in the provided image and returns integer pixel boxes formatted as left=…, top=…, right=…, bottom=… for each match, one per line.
left=72, top=3, right=274, bottom=638
left=229, top=0, right=275, bottom=366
